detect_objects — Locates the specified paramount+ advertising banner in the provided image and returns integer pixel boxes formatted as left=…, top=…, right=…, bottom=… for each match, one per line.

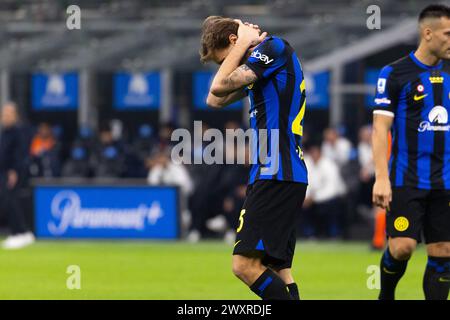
left=34, top=185, right=179, bottom=239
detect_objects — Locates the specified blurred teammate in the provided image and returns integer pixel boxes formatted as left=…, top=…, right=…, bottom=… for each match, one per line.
left=0, top=102, right=34, bottom=249
left=200, top=16, right=308, bottom=300
left=372, top=4, right=450, bottom=300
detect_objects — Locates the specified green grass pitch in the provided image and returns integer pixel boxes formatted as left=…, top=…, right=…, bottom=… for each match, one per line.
left=0, top=240, right=431, bottom=300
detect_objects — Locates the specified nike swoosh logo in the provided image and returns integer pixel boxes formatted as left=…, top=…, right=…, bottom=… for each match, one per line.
left=234, top=240, right=242, bottom=248
left=414, top=94, right=428, bottom=101
left=383, top=267, right=397, bottom=275
left=439, top=277, right=450, bottom=283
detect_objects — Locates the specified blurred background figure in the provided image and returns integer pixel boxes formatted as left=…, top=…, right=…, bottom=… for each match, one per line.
left=321, top=127, right=357, bottom=238
left=134, top=124, right=155, bottom=157
left=322, top=127, right=352, bottom=168
left=61, top=126, right=94, bottom=178
left=357, top=125, right=375, bottom=216
left=61, top=141, right=91, bottom=178
left=90, top=123, right=126, bottom=178
left=0, top=102, right=34, bottom=249
left=29, top=122, right=61, bottom=178
left=147, top=147, right=194, bottom=235
left=147, top=149, right=193, bottom=194
left=220, top=142, right=251, bottom=244
left=186, top=122, right=220, bottom=242
left=152, top=122, right=176, bottom=154
left=303, top=143, right=346, bottom=238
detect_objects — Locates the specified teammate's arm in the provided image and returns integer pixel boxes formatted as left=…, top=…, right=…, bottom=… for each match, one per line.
left=209, top=21, right=266, bottom=97
left=206, top=89, right=247, bottom=108
left=372, top=114, right=394, bottom=210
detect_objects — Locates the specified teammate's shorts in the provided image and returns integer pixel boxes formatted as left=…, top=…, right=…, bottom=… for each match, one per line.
left=232, top=180, right=307, bottom=269
left=387, top=187, right=450, bottom=244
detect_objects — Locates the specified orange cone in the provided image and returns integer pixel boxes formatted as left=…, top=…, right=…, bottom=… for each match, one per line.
left=372, top=209, right=386, bottom=249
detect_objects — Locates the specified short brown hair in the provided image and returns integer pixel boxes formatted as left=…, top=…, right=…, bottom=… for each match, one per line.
left=419, top=4, right=450, bottom=22
left=199, top=16, right=238, bottom=63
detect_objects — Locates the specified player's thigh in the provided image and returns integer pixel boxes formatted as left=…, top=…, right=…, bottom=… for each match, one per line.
left=387, top=187, right=427, bottom=242
left=424, top=190, right=450, bottom=246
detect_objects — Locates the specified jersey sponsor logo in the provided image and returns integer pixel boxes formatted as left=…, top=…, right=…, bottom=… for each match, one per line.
left=374, top=97, right=391, bottom=105
left=250, top=50, right=274, bottom=65
left=418, top=106, right=450, bottom=132
left=394, top=216, right=409, bottom=232
left=377, top=78, right=386, bottom=94
left=413, top=93, right=428, bottom=101
left=429, top=106, right=448, bottom=124
left=429, top=76, right=443, bottom=84
left=417, top=84, right=424, bottom=92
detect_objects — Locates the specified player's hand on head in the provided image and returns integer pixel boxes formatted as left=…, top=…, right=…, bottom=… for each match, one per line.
left=244, top=22, right=260, bottom=31
left=234, top=19, right=267, bottom=47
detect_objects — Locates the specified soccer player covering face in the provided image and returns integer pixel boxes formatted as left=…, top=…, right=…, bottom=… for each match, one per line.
left=200, top=17, right=308, bottom=300
left=372, top=4, right=450, bottom=300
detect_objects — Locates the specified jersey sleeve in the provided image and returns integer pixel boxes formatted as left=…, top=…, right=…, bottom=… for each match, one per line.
left=244, top=37, right=287, bottom=80
left=372, top=65, right=399, bottom=117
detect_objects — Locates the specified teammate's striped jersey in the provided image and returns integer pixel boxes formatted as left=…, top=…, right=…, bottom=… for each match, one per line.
left=373, top=52, right=450, bottom=190
left=244, top=36, right=308, bottom=185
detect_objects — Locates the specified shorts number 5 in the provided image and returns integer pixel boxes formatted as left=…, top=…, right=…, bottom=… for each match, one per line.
left=237, top=209, right=246, bottom=233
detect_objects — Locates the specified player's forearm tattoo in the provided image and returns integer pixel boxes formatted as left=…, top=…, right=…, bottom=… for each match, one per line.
left=220, top=65, right=257, bottom=90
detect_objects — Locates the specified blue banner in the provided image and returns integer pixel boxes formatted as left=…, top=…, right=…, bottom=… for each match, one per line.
left=365, top=68, right=380, bottom=108
left=34, top=185, right=179, bottom=239
left=304, top=71, right=330, bottom=109
left=193, top=71, right=243, bottom=110
left=114, top=72, right=160, bottom=110
left=32, top=73, right=78, bottom=110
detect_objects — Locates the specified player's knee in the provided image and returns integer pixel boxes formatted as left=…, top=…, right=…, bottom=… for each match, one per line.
left=231, top=255, right=260, bottom=280
left=427, top=242, right=450, bottom=257
left=231, top=256, right=250, bottom=279
left=390, top=239, right=416, bottom=260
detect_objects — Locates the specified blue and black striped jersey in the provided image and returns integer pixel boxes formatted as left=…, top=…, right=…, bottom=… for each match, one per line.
left=373, top=52, right=450, bottom=190
left=244, top=36, right=308, bottom=185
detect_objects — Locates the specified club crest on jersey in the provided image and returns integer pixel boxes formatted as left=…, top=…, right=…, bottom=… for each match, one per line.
left=377, top=78, right=386, bottom=94
left=250, top=50, right=274, bottom=65
left=416, top=84, right=424, bottom=92
left=418, top=105, right=450, bottom=132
